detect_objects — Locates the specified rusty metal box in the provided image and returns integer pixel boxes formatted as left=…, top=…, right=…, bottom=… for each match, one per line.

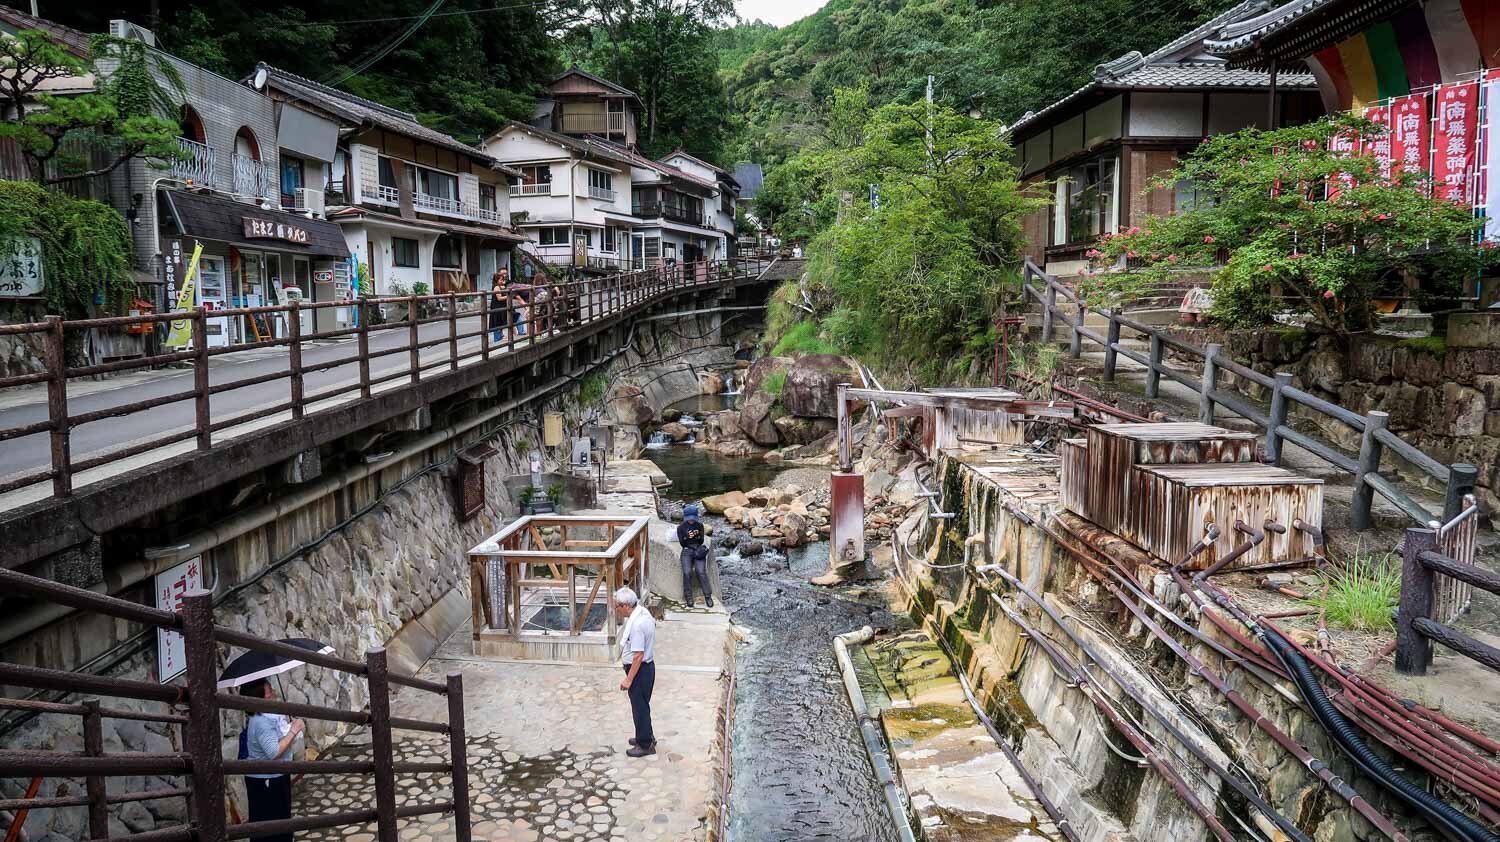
left=1074, top=423, right=1257, bottom=536
left=1060, top=438, right=1087, bottom=515
left=1125, top=463, right=1323, bottom=570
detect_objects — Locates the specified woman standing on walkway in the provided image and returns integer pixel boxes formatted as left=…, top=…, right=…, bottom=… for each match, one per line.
left=488, top=272, right=509, bottom=343
left=507, top=270, right=532, bottom=338
left=240, top=678, right=303, bottom=841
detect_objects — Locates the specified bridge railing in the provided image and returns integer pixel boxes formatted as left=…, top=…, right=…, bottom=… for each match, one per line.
left=0, top=563, right=470, bottom=841
left=1021, top=257, right=1478, bottom=533
left=0, top=257, right=768, bottom=504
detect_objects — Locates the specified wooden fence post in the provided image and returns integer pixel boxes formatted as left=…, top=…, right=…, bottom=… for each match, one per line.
left=1069, top=301, right=1084, bottom=359
left=288, top=301, right=304, bottom=420
left=193, top=308, right=212, bottom=451
left=408, top=295, right=421, bottom=384
left=81, top=698, right=107, bottom=838
left=1264, top=372, right=1294, bottom=465
left=1102, top=311, right=1120, bottom=381
left=1041, top=281, right=1056, bottom=344
left=1142, top=335, right=1162, bottom=400
left=181, top=590, right=226, bottom=841
left=367, top=647, right=398, bottom=842
left=357, top=298, right=372, bottom=399
left=1444, top=463, right=1478, bottom=521
left=1351, top=410, right=1390, bottom=531
left=1198, top=343, right=1220, bottom=425
left=1396, top=527, right=1437, bottom=675
left=43, top=315, right=70, bottom=497
left=447, top=672, right=472, bottom=842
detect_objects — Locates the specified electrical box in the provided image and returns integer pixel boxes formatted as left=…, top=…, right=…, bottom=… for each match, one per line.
left=543, top=412, right=565, bottom=447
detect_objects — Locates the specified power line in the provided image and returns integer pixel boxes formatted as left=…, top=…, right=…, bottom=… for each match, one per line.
left=322, top=0, right=449, bottom=87
left=291, top=0, right=551, bottom=27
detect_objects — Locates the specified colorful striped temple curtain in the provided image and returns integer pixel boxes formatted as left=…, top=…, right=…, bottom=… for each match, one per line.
left=1305, top=0, right=1500, bottom=111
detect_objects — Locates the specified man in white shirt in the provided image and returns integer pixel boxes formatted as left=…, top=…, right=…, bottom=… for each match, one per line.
left=614, top=587, right=656, bottom=757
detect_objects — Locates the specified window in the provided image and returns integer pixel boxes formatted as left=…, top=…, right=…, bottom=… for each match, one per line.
left=1053, top=156, right=1117, bottom=245
left=588, top=169, right=612, bottom=191
left=522, top=165, right=552, bottom=184
left=479, top=183, right=497, bottom=211
left=538, top=227, right=568, bottom=246
left=280, top=155, right=305, bottom=202
left=234, top=127, right=260, bottom=160
left=378, top=157, right=398, bottom=189
left=392, top=237, right=420, bottom=267
left=602, top=227, right=617, bottom=253
left=433, top=235, right=462, bottom=268
left=416, top=167, right=457, bottom=200
left=178, top=105, right=205, bottom=143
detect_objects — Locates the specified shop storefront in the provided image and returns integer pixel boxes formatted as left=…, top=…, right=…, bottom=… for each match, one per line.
left=158, top=189, right=352, bottom=346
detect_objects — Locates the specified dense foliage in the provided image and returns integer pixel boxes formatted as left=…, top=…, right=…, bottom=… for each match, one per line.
left=1091, top=116, right=1493, bottom=334
left=719, top=0, right=1219, bottom=166
left=764, top=92, right=1036, bottom=379
left=0, top=180, right=134, bottom=319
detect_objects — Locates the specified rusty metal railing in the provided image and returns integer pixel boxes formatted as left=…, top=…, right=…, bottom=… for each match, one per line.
left=1023, top=257, right=1476, bottom=532
left=0, top=258, right=767, bottom=504
left=0, top=563, right=471, bottom=841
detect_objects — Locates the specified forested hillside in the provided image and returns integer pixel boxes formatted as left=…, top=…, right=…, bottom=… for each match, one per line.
left=719, top=0, right=1222, bottom=165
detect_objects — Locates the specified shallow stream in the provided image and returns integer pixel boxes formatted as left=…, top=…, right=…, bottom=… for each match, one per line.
left=646, top=445, right=899, bottom=842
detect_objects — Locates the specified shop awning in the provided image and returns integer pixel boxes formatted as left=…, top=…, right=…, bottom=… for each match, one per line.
left=160, top=189, right=351, bottom=258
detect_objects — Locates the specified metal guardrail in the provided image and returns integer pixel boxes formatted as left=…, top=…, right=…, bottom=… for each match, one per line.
left=0, top=563, right=469, bottom=841
left=1022, top=257, right=1477, bottom=531
left=0, top=258, right=768, bottom=504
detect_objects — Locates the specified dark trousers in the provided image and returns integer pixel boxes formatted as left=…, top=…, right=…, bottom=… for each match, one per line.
left=680, top=547, right=710, bottom=605
left=625, top=661, right=656, bottom=747
left=245, top=774, right=293, bottom=841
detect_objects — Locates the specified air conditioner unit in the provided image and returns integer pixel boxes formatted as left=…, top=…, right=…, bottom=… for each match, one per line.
left=294, top=188, right=325, bottom=218
left=108, top=20, right=157, bottom=47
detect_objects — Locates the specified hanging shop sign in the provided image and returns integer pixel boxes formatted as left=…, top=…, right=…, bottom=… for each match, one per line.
left=1434, top=81, right=1479, bottom=206
left=155, top=556, right=203, bottom=682
left=242, top=217, right=311, bottom=244
left=0, top=236, right=43, bottom=297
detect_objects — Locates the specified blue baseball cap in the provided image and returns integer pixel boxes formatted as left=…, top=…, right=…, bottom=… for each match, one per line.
left=684, top=504, right=700, bottom=518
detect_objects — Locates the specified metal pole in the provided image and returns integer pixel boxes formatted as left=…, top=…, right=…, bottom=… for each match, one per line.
left=43, top=315, right=70, bottom=497
left=836, top=383, right=853, bottom=473
left=1198, top=343, right=1221, bottom=425
left=1396, top=527, right=1437, bottom=675
left=1264, top=372, right=1293, bottom=464
left=181, top=590, right=225, bottom=841
left=1145, top=334, right=1162, bottom=399
left=288, top=301, right=304, bottom=420
left=447, top=672, right=472, bottom=842
left=1351, top=410, right=1389, bottom=531
left=367, top=647, right=398, bottom=842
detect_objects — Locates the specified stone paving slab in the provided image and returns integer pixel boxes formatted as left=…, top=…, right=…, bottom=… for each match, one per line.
left=294, top=614, right=730, bottom=842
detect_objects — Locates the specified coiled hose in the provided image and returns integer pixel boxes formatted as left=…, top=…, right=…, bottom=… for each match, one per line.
left=1262, top=626, right=1500, bottom=842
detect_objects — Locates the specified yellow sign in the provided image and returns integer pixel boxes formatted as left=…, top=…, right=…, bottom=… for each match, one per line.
left=164, top=242, right=203, bottom=349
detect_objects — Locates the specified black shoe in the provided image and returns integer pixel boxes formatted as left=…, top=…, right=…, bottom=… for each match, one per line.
left=705, top=598, right=714, bottom=608
left=629, top=738, right=639, bottom=747
left=627, top=744, right=656, bottom=757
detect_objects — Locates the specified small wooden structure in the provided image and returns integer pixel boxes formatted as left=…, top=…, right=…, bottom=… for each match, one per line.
left=468, top=515, right=650, bottom=662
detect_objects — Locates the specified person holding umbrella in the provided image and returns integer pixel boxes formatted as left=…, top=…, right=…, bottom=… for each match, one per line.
left=219, top=637, right=332, bottom=841
left=242, top=679, right=302, bottom=840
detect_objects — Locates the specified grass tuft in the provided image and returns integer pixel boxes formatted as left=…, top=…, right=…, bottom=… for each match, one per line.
left=1399, top=336, right=1446, bottom=356
left=763, top=371, right=787, bottom=397
left=1311, top=545, right=1401, bottom=631
left=771, top=321, right=839, bottom=357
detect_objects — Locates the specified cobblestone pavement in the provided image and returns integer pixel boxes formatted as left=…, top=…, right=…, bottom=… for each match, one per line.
left=294, top=612, right=730, bottom=842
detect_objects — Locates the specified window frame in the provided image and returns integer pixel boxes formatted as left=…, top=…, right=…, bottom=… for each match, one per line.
left=392, top=236, right=421, bottom=268
left=433, top=235, right=462, bottom=269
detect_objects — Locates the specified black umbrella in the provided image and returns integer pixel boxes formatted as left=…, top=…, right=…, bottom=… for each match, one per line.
left=217, top=637, right=334, bottom=690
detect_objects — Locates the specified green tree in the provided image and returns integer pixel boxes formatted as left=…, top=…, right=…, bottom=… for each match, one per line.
left=0, top=31, right=183, bottom=184
left=1092, top=116, right=1493, bottom=334
left=0, top=180, right=134, bottom=320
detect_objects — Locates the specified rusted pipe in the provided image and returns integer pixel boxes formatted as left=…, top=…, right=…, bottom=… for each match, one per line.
left=1195, top=520, right=1264, bottom=581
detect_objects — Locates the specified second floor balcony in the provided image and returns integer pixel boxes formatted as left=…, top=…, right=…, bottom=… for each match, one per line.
left=511, top=183, right=551, bottom=197
left=558, top=111, right=627, bottom=136
left=232, top=154, right=275, bottom=201
left=588, top=185, right=617, bottom=202
left=360, top=176, right=505, bottom=226
left=633, top=201, right=706, bottom=227
left=172, top=137, right=216, bottom=187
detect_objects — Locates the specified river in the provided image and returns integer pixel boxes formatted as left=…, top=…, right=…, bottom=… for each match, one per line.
left=645, top=442, right=899, bottom=842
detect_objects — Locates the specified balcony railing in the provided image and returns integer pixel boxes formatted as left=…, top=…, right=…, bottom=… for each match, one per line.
left=172, top=137, right=216, bottom=187
left=588, top=186, right=616, bottom=202
left=511, top=183, right=551, bottom=197
left=357, top=178, right=504, bottom=226
left=413, top=190, right=464, bottom=217
left=558, top=112, right=627, bottom=135
left=633, top=202, right=703, bottom=226
left=477, top=206, right=504, bottom=224
left=361, top=178, right=400, bottom=206
left=232, top=154, right=274, bottom=201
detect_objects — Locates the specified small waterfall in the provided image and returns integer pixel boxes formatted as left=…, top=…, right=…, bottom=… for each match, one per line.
left=645, top=431, right=673, bottom=449
left=721, top=372, right=740, bottom=396
left=680, top=414, right=703, bottom=427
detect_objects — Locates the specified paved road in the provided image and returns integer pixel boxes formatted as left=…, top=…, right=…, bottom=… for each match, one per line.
left=0, top=313, right=531, bottom=482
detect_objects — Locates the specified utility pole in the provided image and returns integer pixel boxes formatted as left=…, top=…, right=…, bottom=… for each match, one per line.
left=925, top=74, right=934, bottom=166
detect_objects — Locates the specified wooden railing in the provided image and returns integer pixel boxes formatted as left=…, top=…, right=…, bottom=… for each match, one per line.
left=0, top=258, right=769, bottom=504
left=468, top=515, right=650, bottom=644
left=0, top=564, right=470, bottom=841
left=1022, top=257, right=1477, bottom=531
left=1397, top=506, right=1497, bottom=676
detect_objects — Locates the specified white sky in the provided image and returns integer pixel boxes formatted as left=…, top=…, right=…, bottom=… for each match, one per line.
left=734, top=0, right=829, bottom=27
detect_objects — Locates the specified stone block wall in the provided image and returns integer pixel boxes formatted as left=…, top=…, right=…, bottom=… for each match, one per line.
left=1169, top=312, right=1500, bottom=511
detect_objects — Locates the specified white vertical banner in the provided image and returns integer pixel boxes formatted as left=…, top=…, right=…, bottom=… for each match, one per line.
left=155, top=556, right=203, bottom=682
left=1482, top=70, right=1500, bottom=240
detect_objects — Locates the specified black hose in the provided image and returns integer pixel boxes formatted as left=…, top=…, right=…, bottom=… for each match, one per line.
left=1262, top=626, right=1499, bottom=842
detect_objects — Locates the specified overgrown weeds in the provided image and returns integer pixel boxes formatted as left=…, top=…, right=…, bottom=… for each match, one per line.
left=1311, top=542, right=1401, bottom=631
left=1008, top=343, right=1062, bottom=401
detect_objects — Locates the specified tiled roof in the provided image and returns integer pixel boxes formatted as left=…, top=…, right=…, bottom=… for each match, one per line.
left=162, top=189, right=351, bottom=258
left=551, top=67, right=641, bottom=102
left=590, top=138, right=715, bottom=191
left=733, top=163, right=764, bottom=199
left=487, top=121, right=637, bottom=168
left=256, top=64, right=505, bottom=168
left=1007, top=0, right=1315, bottom=137
left=0, top=5, right=90, bottom=57
left=1204, top=0, right=1338, bottom=54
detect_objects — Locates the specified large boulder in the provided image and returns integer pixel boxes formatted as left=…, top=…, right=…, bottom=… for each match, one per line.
left=738, top=390, right=781, bottom=446
left=773, top=415, right=836, bottom=445
left=743, top=355, right=794, bottom=398
left=658, top=422, right=693, bottom=442
left=783, top=354, right=858, bottom=418
left=702, top=490, right=749, bottom=514
left=609, top=385, right=654, bottom=425
left=699, top=371, right=726, bottom=395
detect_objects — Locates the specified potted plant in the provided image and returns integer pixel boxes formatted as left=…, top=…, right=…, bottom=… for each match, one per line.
left=546, top=481, right=565, bottom=511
